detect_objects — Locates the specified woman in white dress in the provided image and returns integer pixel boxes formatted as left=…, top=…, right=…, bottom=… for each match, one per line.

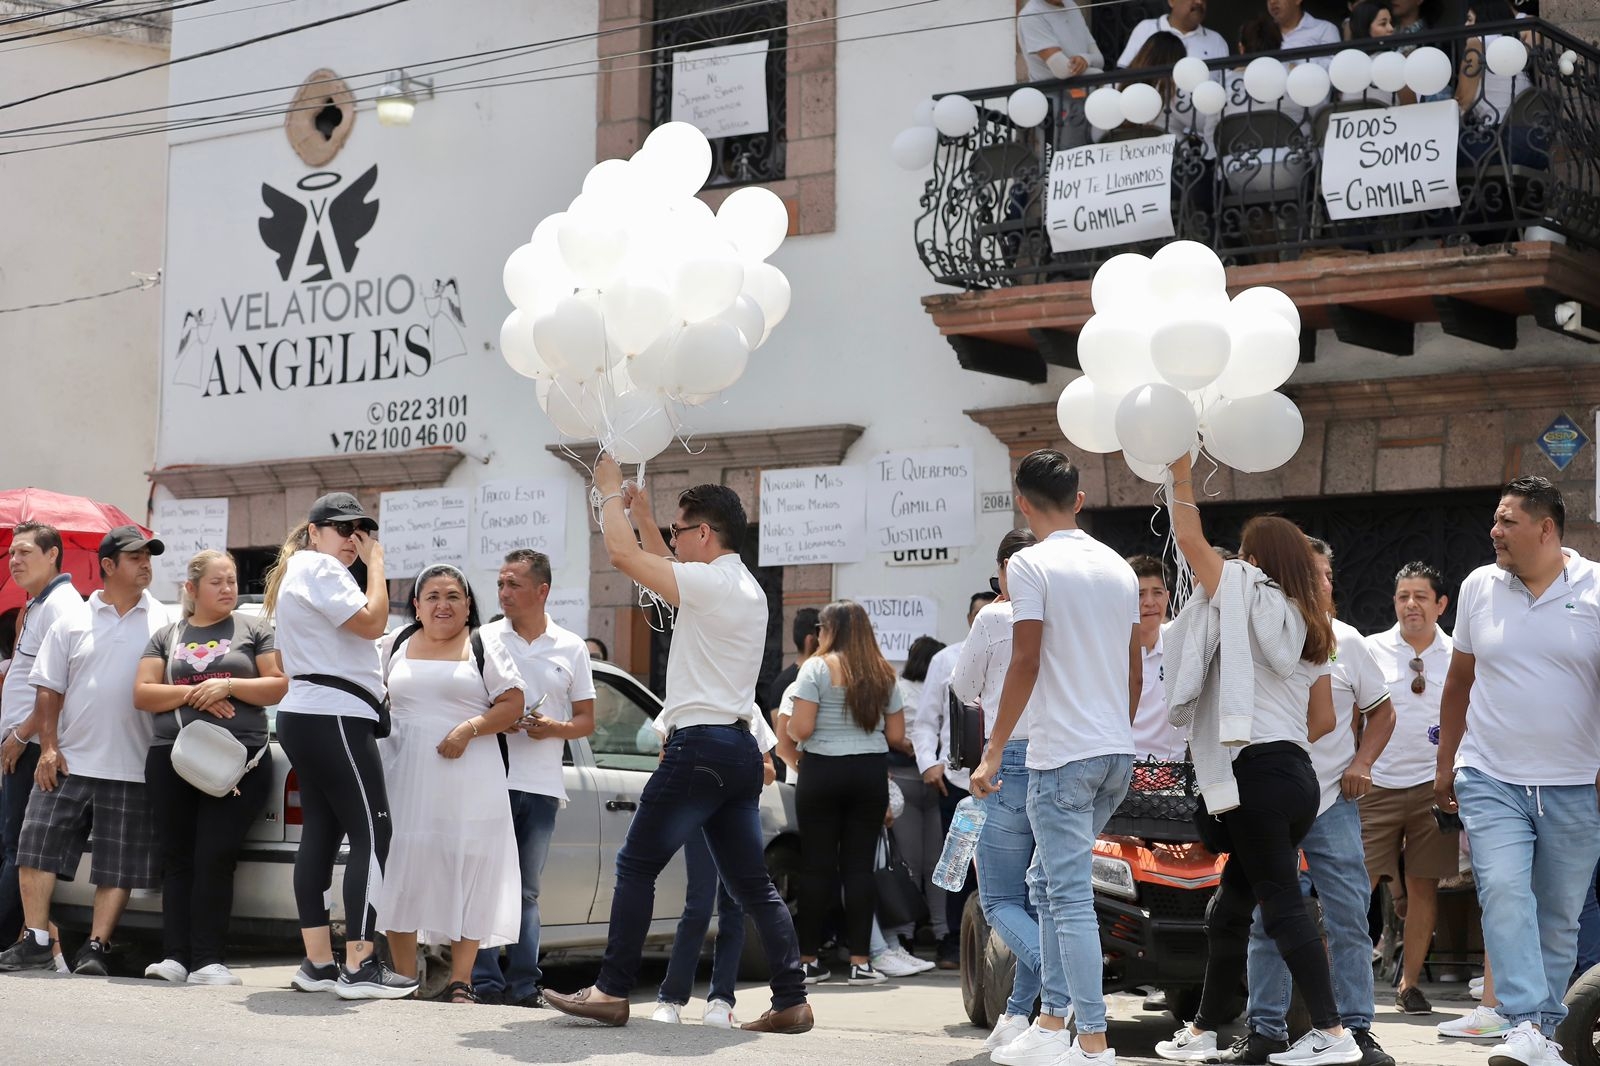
left=375, top=563, right=525, bottom=1004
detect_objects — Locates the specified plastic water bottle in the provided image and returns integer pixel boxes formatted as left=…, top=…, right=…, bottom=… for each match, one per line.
left=932, top=796, right=987, bottom=891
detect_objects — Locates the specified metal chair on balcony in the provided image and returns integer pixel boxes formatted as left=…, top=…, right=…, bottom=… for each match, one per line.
left=1456, top=86, right=1557, bottom=241
left=966, top=139, right=1047, bottom=285
left=1214, top=109, right=1315, bottom=261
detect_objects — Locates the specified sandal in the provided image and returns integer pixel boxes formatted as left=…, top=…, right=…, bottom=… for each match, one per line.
left=442, top=981, right=480, bottom=1004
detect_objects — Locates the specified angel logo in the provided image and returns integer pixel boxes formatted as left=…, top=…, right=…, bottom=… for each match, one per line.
left=172, top=308, right=213, bottom=388
left=258, top=166, right=379, bottom=283
left=424, top=278, right=468, bottom=362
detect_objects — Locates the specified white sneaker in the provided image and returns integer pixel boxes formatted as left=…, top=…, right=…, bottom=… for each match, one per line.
left=701, top=998, right=737, bottom=1028
left=1155, top=1026, right=1220, bottom=1062
left=1488, top=1022, right=1553, bottom=1066
left=983, top=1014, right=1033, bottom=1052
left=871, top=949, right=921, bottom=977
left=186, top=963, right=242, bottom=986
left=991, top=1022, right=1074, bottom=1066
left=891, top=946, right=936, bottom=974
left=1469, top=976, right=1486, bottom=998
left=1267, top=1029, right=1361, bottom=1065
left=1439, top=1004, right=1513, bottom=1040
left=1060, top=1041, right=1117, bottom=1065
left=144, top=958, right=188, bottom=983
left=651, top=1002, right=682, bottom=1023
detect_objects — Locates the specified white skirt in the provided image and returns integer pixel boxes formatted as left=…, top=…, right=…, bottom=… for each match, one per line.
left=372, top=657, right=520, bottom=947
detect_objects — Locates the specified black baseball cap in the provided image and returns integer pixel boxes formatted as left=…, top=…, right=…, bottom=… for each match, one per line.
left=98, top=525, right=166, bottom=560
left=308, top=491, right=378, bottom=531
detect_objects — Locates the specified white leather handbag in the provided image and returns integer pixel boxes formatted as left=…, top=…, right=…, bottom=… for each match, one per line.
left=171, top=707, right=266, bottom=798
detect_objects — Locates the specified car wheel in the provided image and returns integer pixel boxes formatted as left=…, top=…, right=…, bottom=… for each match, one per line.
left=1556, top=964, right=1600, bottom=1066
left=738, top=836, right=801, bottom=983
left=982, top=922, right=1020, bottom=1027
left=961, top=893, right=991, bottom=1029
left=417, top=944, right=452, bottom=1002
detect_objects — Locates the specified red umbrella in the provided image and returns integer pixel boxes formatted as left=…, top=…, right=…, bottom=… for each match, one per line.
left=0, top=488, right=151, bottom=613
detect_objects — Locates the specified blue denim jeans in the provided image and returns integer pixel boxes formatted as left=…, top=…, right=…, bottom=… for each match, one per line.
left=0, top=744, right=40, bottom=942
left=1456, top=766, right=1600, bottom=1030
left=595, top=724, right=805, bottom=1011
left=472, top=790, right=559, bottom=999
left=658, top=828, right=744, bottom=1007
left=1026, top=753, right=1133, bottom=1034
left=976, top=740, right=1042, bottom=1019
left=1246, top=796, right=1374, bottom=1039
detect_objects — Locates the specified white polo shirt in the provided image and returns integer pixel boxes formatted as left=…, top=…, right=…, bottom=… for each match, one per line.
left=658, top=554, right=766, bottom=734
left=482, top=617, right=596, bottom=801
left=29, top=589, right=171, bottom=783
left=1016, top=0, right=1105, bottom=80
left=1006, top=529, right=1139, bottom=772
left=273, top=550, right=383, bottom=721
left=0, top=574, right=80, bottom=739
left=1131, top=627, right=1187, bottom=761
left=1368, top=622, right=1453, bottom=789
left=1279, top=12, right=1340, bottom=67
left=1454, top=550, right=1600, bottom=786
left=1117, top=16, right=1229, bottom=68
left=1314, top=619, right=1391, bottom=814
left=911, top=642, right=970, bottom=791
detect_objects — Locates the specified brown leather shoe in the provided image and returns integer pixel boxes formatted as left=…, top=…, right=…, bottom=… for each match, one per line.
left=544, top=986, right=629, bottom=1026
left=741, top=1002, right=814, bottom=1034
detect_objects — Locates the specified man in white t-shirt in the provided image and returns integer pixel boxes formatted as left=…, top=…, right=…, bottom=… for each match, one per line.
left=1363, top=561, right=1458, bottom=1019
left=1436, top=477, right=1600, bottom=1066
left=1238, top=540, right=1398, bottom=1066
left=1017, top=0, right=1105, bottom=80
left=0, top=526, right=170, bottom=975
left=972, top=449, right=1140, bottom=1066
left=1126, top=555, right=1186, bottom=762
left=546, top=457, right=809, bottom=1035
left=472, top=548, right=595, bottom=1008
left=1117, top=0, right=1228, bottom=67
left=1268, top=0, right=1339, bottom=66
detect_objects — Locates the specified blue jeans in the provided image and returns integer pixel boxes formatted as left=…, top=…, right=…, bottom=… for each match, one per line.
left=595, top=724, right=805, bottom=1011
left=658, top=828, right=743, bottom=1007
left=472, top=790, right=559, bottom=999
left=0, top=744, right=41, bottom=942
left=976, top=740, right=1042, bottom=1019
left=1027, top=753, right=1133, bottom=1034
left=1456, top=766, right=1600, bottom=1030
left=1246, top=796, right=1374, bottom=1039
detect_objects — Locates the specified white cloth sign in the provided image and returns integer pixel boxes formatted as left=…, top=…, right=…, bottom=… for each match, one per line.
left=379, top=488, right=470, bottom=578
left=758, top=465, right=865, bottom=567
left=860, top=596, right=940, bottom=662
left=546, top=589, right=589, bottom=637
left=151, top=498, right=229, bottom=600
left=1320, top=100, right=1460, bottom=220
left=1045, top=135, right=1176, bottom=253
left=472, top=479, right=566, bottom=570
left=671, top=41, right=770, bottom=140
left=866, top=448, right=975, bottom=552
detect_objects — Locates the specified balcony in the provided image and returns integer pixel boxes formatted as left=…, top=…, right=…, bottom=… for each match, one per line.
left=913, top=19, right=1600, bottom=381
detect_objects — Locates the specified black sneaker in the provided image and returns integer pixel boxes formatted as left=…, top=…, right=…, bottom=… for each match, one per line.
left=800, top=961, right=830, bottom=985
left=511, top=989, right=547, bottom=1008
left=475, top=987, right=505, bottom=1006
left=333, top=956, right=419, bottom=1000
left=289, top=957, right=341, bottom=993
left=71, top=937, right=110, bottom=977
left=1352, top=1027, right=1396, bottom=1066
left=0, top=935, right=56, bottom=972
left=1395, top=986, right=1433, bottom=1016
left=847, top=962, right=887, bottom=985
left=1218, top=1029, right=1291, bottom=1064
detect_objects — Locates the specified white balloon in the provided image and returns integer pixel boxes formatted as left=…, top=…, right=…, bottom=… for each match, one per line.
left=605, top=389, right=677, bottom=464
left=1151, top=318, right=1231, bottom=390
left=1216, top=313, right=1299, bottom=398
left=1121, top=82, right=1164, bottom=125
left=601, top=280, right=675, bottom=356
left=1190, top=382, right=1224, bottom=427
left=1090, top=253, right=1153, bottom=317
left=912, top=98, right=936, bottom=127
left=741, top=262, right=791, bottom=330
left=1243, top=56, right=1288, bottom=104
left=1126, top=453, right=1172, bottom=484
left=557, top=195, right=630, bottom=289
left=502, top=243, right=543, bottom=311
left=1056, top=376, right=1122, bottom=454
left=1115, top=383, right=1200, bottom=465
left=1405, top=46, right=1453, bottom=96
left=532, top=294, right=610, bottom=382
left=1371, top=51, right=1408, bottom=93
left=499, top=310, right=551, bottom=380
left=636, top=121, right=713, bottom=198
left=932, top=94, right=980, bottom=137
left=1191, top=79, right=1227, bottom=116
left=680, top=390, right=721, bottom=407
left=1149, top=240, right=1227, bottom=302
left=1076, top=315, right=1156, bottom=396
left=1487, top=35, right=1528, bottom=77
left=1205, top=391, right=1304, bottom=473
left=891, top=125, right=939, bottom=170
left=667, top=320, right=750, bottom=395
left=716, top=294, right=766, bottom=349
left=536, top=378, right=601, bottom=438
left=673, top=238, right=745, bottom=322
left=627, top=326, right=679, bottom=391
left=1007, top=86, right=1049, bottom=128
left=1230, top=286, right=1300, bottom=335
left=1329, top=49, right=1373, bottom=95
left=1084, top=86, right=1125, bottom=131
left=1285, top=62, right=1331, bottom=109
left=582, top=157, right=638, bottom=201
left=716, top=186, right=790, bottom=262
left=1173, top=56, right=1211, bottom=94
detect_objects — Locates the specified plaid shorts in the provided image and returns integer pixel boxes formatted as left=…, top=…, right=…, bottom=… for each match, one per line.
left=18, top=775, right=159, bottom=890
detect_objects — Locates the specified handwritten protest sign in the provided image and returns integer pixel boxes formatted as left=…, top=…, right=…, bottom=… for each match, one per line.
left=866, top=448, right=975, bottom=552
left=472, top=479, right=566, bottom=570
left=1045, top=135, right=1176, bottom=253
left=546, top=589, right=589, bottom=637
left=151, top=498, right=229, bottom=600
left=860, top=596, right=940, bottom=662
left=379, top=488, right=470, bottom=579
left=1321, top=100, right=1460, bottom=220
left=759, top=465, right=865, bottom=567
left=671, top=41, right=770, bottom=140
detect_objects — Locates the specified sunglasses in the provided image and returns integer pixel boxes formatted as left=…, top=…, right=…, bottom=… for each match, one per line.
left=322, top=520, right=360, bottom=538
left=1409, top=656, right=1426, bottom=695
left=668, top=522, right=720, bottom=543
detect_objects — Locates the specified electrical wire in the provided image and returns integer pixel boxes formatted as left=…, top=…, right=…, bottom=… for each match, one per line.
left=0, top=0, right=216, bottom=44
left=0, top=0, right=300, bottom=53
left=0, top=270, right=159, bottom=315
left=0, top=0, right=118, bottom=29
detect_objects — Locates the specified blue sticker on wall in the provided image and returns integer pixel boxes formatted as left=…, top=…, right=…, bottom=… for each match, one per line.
left=1536, top=414, right=1589, bottom=473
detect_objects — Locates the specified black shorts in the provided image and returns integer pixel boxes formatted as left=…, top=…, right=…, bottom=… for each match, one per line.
left=17, top=775, right=158, bottom=889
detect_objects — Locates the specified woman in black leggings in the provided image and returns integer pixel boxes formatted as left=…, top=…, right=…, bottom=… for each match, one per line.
left=262, top=492, right=415, bottom=1000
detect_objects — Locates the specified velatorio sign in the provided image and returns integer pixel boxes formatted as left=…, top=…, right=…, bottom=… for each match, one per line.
left=1320, top=100, right=1460, bottom=221
left=1045, top=135, right=1176, bottom=253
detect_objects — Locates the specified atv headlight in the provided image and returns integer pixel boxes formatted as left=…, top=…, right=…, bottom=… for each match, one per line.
left=1091, top=855, right=1137, bottom=901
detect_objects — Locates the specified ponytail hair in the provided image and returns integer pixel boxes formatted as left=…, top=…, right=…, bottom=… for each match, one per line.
left=262, top=523, right=311, bottom=617
left=180, top=549, right=235, bottom=619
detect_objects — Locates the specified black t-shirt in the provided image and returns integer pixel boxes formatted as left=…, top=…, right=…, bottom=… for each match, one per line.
left=764, top=662, right=799, bottom=722
left=143, top=613, right=275, bottom=747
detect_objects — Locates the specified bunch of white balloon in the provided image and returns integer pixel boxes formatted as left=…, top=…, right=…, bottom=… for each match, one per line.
left=890, top=87, right=1053, bottom=171
left=499, top=121, right=793, bottom=463
left=1057, top=241, right=1305, bottom=479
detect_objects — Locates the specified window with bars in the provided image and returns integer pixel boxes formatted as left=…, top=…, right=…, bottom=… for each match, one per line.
left=651, top=0, right=788, bottom=188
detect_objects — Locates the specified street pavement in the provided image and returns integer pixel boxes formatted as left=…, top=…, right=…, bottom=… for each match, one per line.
left=0, top=951, right=1504, bottom=1065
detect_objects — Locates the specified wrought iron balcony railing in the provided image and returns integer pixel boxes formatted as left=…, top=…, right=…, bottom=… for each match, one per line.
left=914, top=19, right=1599, bottom=291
